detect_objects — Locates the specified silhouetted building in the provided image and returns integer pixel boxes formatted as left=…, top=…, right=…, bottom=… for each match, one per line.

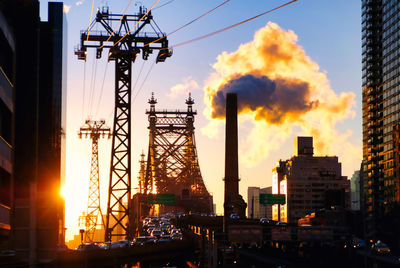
left=0, top=4, right=14, bottom=250
left=0, top=0, right=67, bottom=264
left=351, top=170, right=361, bottom=211
left=272, top=137, right=350, bottom=223
left=362, top=0, right=400, bottom=237
left=247, top=187, right=272, bottom=219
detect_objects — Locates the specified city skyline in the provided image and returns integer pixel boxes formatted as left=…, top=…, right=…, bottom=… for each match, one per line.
left=36, top=0, right=362, bottom=241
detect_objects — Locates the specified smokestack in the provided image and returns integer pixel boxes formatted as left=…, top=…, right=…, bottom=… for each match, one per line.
left=223, top=93, right=246, bottom=232
left=225, top=93, right=239, bottom=196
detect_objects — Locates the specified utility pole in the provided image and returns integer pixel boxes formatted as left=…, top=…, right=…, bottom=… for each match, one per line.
left=76, top=5, right=172, bottom=241
left=79, top=119, right=111, bottom=243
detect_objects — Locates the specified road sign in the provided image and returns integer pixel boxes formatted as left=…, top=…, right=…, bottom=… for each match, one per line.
left=259, top=194, right=286, bottom=205
left=147, top=193, right=175, bottom=205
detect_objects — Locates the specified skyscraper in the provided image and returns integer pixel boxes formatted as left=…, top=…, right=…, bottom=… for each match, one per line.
left=362, top=0, right=400, bottom=237
left=0, top=0, right=67, bottom=263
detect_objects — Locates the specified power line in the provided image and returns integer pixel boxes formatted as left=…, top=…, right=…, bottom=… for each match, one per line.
left=82, top=60, right=87, bottom=118
left=132, top=60, right=146, bottom=94
left=153, top=0, right=176, bottom=10
left=170, top=0, right=298, bottom=49
left=95, top=61, right=109, bottom=117
left=133, top=60, right=156, bottom=102
left=145, top=0, right=231, bottom=47
left=86, top=0, right=96, bottom=41
left=88, top=54, right=98, bottom=117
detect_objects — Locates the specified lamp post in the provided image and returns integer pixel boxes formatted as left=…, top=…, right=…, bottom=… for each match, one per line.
left=79, top=229, right=85, bottom=245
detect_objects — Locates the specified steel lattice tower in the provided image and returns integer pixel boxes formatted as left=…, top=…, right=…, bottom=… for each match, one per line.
left=144, top=93, right=212, bottom=213
left=76, top=6, right=172, bottom=241
left=79, top=119, right=111, bottom=243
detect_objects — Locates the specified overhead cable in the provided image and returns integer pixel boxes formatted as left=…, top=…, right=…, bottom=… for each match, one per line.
left=86, top=0, right=96, bottom=41
left=170, top=0, right=298, bottom=49
left=95, top=61, right=109, bottom=117
left=153, top=0, right=176, bottom=10
left=133, top=60, right=156, bottom=102
left=81, top=61, right=87, bottom=118
left=145, top=0, right=231, bottom=47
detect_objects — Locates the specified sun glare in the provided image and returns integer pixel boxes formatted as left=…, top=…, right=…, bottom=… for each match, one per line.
left=60, top=185, right=66, bottom=199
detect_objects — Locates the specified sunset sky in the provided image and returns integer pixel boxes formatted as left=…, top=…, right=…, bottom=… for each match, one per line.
left=40, top=0, right=361, bottom=241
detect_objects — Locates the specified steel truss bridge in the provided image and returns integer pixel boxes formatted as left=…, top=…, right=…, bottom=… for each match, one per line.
left=140, top=93, right=212, bottom=214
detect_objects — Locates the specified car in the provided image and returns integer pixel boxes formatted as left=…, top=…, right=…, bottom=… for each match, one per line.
left=170, top=228, right=181, bottom=234
left=371, top=240, right=391, bottom=255
left=276, top=222, right=287, bottom=226
left=260, top=218, right=269, bottom=224
left=99, top=242, right=111, bottom=249
left=133, top=236, right=150, bottom=246
left=158, top=237, right=172, bottom=243
left=160, top=224, right=170, bottom=234
left=171, top=233, right=183, bottom=240
left=351, top=238, right=366, bottom=249
left=210, top=212, right=216, bottom=217
left=151, top=229, right=163, bottom=238
left=110, top=240, right=132, bottom=248
left=77, top=243, right=101, bottom=251
left=230, top=213, right=240, bottom=219
left=146, top=236, right=157, bottom=244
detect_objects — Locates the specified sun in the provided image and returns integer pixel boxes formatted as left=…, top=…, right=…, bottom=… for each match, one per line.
left=60, top=185, right=67, bottom=199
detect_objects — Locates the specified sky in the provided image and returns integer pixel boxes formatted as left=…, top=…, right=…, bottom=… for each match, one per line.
left=40, top=0, right=362, bottom=241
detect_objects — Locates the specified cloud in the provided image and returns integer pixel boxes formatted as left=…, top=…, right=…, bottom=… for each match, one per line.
left=168, top=76, right=199, bottom=99
left=211, top=74, right=318, bottom=124
left=76, top=1, right=84, bottom=6
left=202, top=22, right=359, bottom=171
left=63, top=5, right=71, bottom=13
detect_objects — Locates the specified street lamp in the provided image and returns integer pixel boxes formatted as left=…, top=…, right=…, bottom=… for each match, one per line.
left=79, top=229, right=85, bottom=245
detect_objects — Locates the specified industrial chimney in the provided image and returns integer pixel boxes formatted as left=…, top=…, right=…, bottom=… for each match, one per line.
left=223, top=93, right=247, bottom=231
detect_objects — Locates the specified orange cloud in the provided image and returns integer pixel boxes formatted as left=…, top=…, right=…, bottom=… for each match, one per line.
left=203, top=22, right=360, bottom=171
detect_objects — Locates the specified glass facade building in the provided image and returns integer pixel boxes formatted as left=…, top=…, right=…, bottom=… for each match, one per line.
left=362, top=0, right=400, bottom=237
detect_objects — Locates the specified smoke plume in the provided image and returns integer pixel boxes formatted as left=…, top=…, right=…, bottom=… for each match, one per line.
left=202, top=22, right=360, bottom=171
left=211, top=74, right=318, bottom=124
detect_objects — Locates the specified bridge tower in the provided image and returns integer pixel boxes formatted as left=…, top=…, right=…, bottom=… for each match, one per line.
left=79, top=119, right=111, bottom=243
left=143, top=93, right=212, bottom=213
left=75, top=5, right=172, bottom=241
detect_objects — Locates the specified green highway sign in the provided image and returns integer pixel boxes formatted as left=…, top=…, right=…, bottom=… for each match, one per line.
left=147, top=193, right=175, bottom=205
left=259, top=194, right=286, bottom=205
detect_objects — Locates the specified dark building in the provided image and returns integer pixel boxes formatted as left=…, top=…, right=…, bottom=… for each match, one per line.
left=0, top=0, right=67, bottom=263
left=361, top=0, right=400, bottom=238
left=272, top=137, right=350, bottom=223
left=0, top=4, right=15, bottom=250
